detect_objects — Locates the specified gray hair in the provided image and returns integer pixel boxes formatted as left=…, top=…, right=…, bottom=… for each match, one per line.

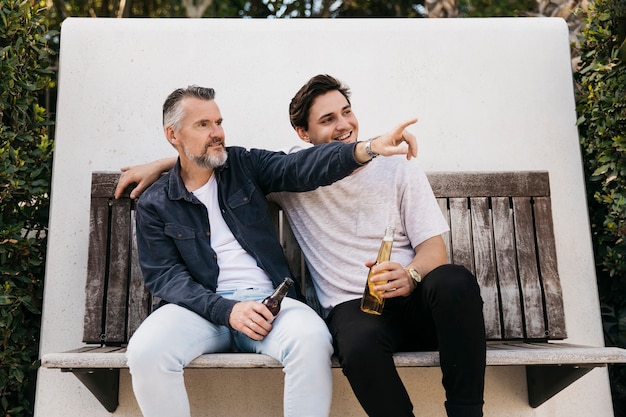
left=163, top=85, right=216, bottom=130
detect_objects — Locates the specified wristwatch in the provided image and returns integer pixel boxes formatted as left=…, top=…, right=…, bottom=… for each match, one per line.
left=365, top=137, right=379, bottom=159
left=406, top=268, right=422, bottom=286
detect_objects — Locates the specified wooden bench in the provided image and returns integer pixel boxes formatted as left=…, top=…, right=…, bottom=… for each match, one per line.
left=41, top=170, right=626, bottom=413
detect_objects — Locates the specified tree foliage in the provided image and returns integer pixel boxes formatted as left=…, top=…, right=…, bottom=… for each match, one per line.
left=0, top=0, right=55, bottom=415
left=459, top=0, right=536, bottom=17
left=7, top=0, right=621, bottom=415
left=44, top=0, right=432, bottom=19
left=576, top=0, right=626, bottom=413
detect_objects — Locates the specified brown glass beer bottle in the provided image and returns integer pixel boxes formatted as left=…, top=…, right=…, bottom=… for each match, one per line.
left=262, top=277, right=294, bottom=316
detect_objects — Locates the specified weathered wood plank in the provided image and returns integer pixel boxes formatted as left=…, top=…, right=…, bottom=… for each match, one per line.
left=470, top=197, right=502, bottom=339
left=436, top=198, right=452, bottom=262
left=104, top=199, right=131, bottom=344
left=91, top=172, right=133, bottom=198
left=428, top=171, right=550, bottom=198
left=492, top=197, right=524, bottom=339
left=95, top=170, right=551, bottom=199
left=83, top=198, right=109, bottom=344
left=513, top=197, right=547, bottom=339
left=449, top=198, right=474, bottom=274
left=127, top=209, right=151, bottom=340
left=534, top=197, right=566, bottom=338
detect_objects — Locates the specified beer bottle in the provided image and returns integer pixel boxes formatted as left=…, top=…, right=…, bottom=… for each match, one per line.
left=262, top=277, right=294, bottom=316
left=360, top=226, right=395, bottom=315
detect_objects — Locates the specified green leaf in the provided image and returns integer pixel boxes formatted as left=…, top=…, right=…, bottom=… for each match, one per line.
left=0, top=295, right=15, bottom=305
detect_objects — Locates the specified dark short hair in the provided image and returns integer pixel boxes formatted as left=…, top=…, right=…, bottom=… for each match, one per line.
left=289, top=74, right=351, bottom=130
left=163, top=85, right=216, bottom=129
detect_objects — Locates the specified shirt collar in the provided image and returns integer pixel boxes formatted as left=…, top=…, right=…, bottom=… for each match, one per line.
left=167, top=152, right=230, bottom=201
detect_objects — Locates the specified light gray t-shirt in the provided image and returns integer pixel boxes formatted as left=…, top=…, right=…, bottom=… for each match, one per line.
left=269, top=154, right=449, bottom=315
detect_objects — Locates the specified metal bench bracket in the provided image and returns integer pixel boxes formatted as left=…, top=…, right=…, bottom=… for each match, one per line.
left=526, top=364, right=597, bottom=408
left=63, top=368, right=120, bottom=412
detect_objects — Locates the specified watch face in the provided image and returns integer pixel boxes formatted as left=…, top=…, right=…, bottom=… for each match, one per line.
left=409, top=269, right=421, bottom=282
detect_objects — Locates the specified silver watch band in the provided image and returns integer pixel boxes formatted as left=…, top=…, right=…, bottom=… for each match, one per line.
left=365, top=137, right=379, bottom=159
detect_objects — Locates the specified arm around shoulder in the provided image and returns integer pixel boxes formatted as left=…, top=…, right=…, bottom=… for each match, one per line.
left=115, top=157, right=177, bottom=199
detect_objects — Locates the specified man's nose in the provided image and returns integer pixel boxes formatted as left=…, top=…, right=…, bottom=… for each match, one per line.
left=209, top=125, right=222, bottom=137
left=336, top=115, right=351, bottom=130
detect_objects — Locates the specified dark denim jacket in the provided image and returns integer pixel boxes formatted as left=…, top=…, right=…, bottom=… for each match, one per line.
left=135, top=142, right=363, bottom=327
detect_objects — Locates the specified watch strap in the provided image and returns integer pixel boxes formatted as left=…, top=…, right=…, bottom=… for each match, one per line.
left=365, top=137, right=379, bottom=159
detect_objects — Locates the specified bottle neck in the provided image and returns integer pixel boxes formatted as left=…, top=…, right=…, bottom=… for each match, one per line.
left=272, top=278, right=294, bottom=298
left=376, top=226, right=395, bottom=263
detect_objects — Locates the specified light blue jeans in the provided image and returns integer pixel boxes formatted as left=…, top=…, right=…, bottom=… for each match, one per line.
left=126, top=288, right=333, bottom=417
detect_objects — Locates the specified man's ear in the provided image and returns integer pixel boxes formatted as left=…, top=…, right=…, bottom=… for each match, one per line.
left=295, top=126, right=311, bottom=143
left=165, top=125, right=177, bottom=145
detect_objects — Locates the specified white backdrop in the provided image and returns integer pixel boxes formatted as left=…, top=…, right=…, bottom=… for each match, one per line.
left=36, top=17, right=612, bottom=417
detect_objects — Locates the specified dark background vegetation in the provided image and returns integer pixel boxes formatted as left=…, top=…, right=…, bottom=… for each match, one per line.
left=1, top=0, right=624, bottom=415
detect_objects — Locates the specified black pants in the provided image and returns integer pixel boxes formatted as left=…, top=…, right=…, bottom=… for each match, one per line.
left=326, top=264, right=486, bottom=417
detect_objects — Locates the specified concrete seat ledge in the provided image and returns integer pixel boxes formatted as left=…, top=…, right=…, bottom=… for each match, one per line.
left=42, top=342, right=626, bottom=370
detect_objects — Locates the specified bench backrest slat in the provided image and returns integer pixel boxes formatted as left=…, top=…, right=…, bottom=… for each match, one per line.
left=491, top=197, right=524, bottom=339
left=83, top=170, right=566, bottom=345
left=83, top=199, right=109, bottom=343
left=105, top=199, right=132, bottom=343
left=513, top=196, right=548, bottom=339
left=468, top=197, right=501, bottom=339
left=127, top=211, right=151, bottom=340
left=449, top=198, right=474, bottom=271
left=533, top=196, right=566, bottom=338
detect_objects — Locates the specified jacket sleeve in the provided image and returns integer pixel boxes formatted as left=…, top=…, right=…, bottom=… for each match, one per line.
left=135, top=196, right=237, bottom=327
left=248, top=141, right=364, bottom=194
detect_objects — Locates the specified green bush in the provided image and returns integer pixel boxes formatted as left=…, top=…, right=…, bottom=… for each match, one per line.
left=576, top=0, right=626, bottom=414
left=0, top=1, right=55, bottom=415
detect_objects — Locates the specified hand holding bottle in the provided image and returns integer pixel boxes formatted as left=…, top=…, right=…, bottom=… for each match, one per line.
left=228, top=277, right=294, bottom=340
left=229, top=301, right=275, bottom=341
left=361, top=226, right=395, bottom=315
left=366, top=260, right=416, bottom=298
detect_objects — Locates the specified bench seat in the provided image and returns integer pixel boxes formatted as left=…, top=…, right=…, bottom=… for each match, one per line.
left=40, top=170, right=626, bottom=413
left=42, top=342, right=626, bottom=411
left=43, top=342, right=626, bottom=369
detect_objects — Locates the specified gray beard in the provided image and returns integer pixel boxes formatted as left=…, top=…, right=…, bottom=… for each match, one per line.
left=185, top=146, right=228, bottom=170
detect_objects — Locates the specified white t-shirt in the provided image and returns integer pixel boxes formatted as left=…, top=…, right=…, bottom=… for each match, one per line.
left=269, top=154, right=449, bottom=315
left=193, top=174, right=274, bottom=292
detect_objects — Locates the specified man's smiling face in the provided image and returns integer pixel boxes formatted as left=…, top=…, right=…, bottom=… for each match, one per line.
left=296, top=90, right=359, bottom=146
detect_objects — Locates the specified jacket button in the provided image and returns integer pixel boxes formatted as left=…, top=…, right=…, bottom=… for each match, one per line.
left=205, top=230, right=211, bottom=237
